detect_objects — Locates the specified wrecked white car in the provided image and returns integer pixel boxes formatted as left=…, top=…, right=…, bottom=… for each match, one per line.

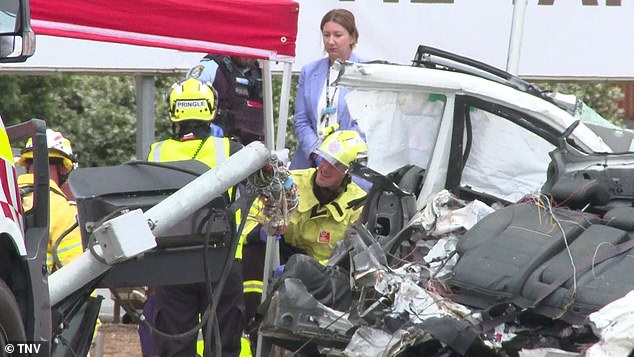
left=254, top=46, right=634, bottom=356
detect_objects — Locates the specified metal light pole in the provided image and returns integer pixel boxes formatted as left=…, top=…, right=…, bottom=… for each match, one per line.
left=506, top=0, right=528, bottom=75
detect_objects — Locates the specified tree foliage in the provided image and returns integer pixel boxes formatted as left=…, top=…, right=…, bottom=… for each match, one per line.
left=535, top=81, right=625, bottom=126
left=0, top=74, right=138, bottom=166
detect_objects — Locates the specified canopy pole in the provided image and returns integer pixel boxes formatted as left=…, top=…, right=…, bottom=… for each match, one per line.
left=262, top=61, right=275, bottom=150
left=135, top=74, right=156, bottom=160
left=275, top=62, right=292, bottom=150
left=506, top=0, right=527, bottom=75
left=256, top=60, right=285, bottom=357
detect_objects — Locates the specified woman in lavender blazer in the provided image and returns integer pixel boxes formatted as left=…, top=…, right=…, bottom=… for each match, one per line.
left=290, top=9, right=365, bottom=170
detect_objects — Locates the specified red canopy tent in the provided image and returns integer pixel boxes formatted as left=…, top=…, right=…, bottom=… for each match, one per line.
left=28, top=2, right=298, bottom=319
left=30, top=0, right=299, bottom=62
left=29, top=0, right=300, bottom=152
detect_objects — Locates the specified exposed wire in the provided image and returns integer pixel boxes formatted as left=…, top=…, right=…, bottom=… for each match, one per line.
left=408, top=292, right=458, bottom=321
left=380, top=320, right=414, bottom=357
left=591, top=241, right=617, bottom=279
left=386, top=245, right=418, bottom=269
left=553, top=179, right=598, bottom=208
left=542, top=194, right=578, bottom=312
left=286, top=309, right=351, bottom=357
left=52, top=221, right=79, bottom=271
left=246, top=158, right=298, bottom=235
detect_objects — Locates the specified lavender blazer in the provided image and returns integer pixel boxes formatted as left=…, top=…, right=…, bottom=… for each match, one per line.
left=289, top=53, right=364, bottom=169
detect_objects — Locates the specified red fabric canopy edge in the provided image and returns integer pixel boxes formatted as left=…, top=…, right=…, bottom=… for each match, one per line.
left=30, top=0, right=299, bottom=61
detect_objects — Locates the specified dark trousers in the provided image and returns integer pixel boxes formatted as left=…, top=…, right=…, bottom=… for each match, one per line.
left=139, top=293, right=158, bottom=356
left=241, top=241, right=266, bottom=324
left=154, top=260, right=245, bottom=357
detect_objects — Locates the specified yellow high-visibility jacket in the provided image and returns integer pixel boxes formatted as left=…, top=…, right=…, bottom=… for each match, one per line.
left=284, top=168, right=365, bottom=261
left=18, top=174, right=83, bottom=272
left=147, top=136, right=245, bottom=259
left=148, top=136, right=231, bottom=168
left=243, top=168, right=366, bottom=262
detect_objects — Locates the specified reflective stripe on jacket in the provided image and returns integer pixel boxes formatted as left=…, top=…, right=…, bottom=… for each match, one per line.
left=243, top=279, right=263, bottom=294
left=18, top=174, right=83, bottom=272
left=147, top=136, right=246, bottom=259
left=241, top=168, right=366, bottom=262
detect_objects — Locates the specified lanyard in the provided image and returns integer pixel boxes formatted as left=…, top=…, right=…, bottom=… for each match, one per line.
left=321, top=72, right=338, bottom=125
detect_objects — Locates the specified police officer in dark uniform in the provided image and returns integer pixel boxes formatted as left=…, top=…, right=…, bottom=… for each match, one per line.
left=187, top=55, right=264, bottom=145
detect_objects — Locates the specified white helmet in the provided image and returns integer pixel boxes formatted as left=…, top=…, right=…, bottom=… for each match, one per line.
left=18, top=129, right=77, bottom=171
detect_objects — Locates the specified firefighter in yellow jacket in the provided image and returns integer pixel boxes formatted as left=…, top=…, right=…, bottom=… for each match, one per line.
left=17, top=129, right=83, bottom=273
left=143, top=77, right=245, bottom=357
left=280, top=130, right=367, bottom=261
left=241, top=130, right=368, bottom=352
left=245, top=130, right=367, bottom=260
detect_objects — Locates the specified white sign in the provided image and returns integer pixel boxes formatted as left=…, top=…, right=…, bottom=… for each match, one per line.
left=1, top=0, right=633, bottom=79
left=297, top=0, right=634, bottom=80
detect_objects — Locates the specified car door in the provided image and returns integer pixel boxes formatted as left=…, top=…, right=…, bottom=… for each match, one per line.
left=446, top=96, right=561, bottom=203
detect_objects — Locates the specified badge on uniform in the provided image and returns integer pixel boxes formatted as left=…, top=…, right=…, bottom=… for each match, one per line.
left=189, top=65, right=204, bottom=79
left=235, top=77, right=249, bottom=85
left=327, top=140, right=342, bottom=155
left=246, top=100, right=263, bottom=108
left=322, top=106, right=336, bottom=116
left=318, top=231, right=331, bottom=243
